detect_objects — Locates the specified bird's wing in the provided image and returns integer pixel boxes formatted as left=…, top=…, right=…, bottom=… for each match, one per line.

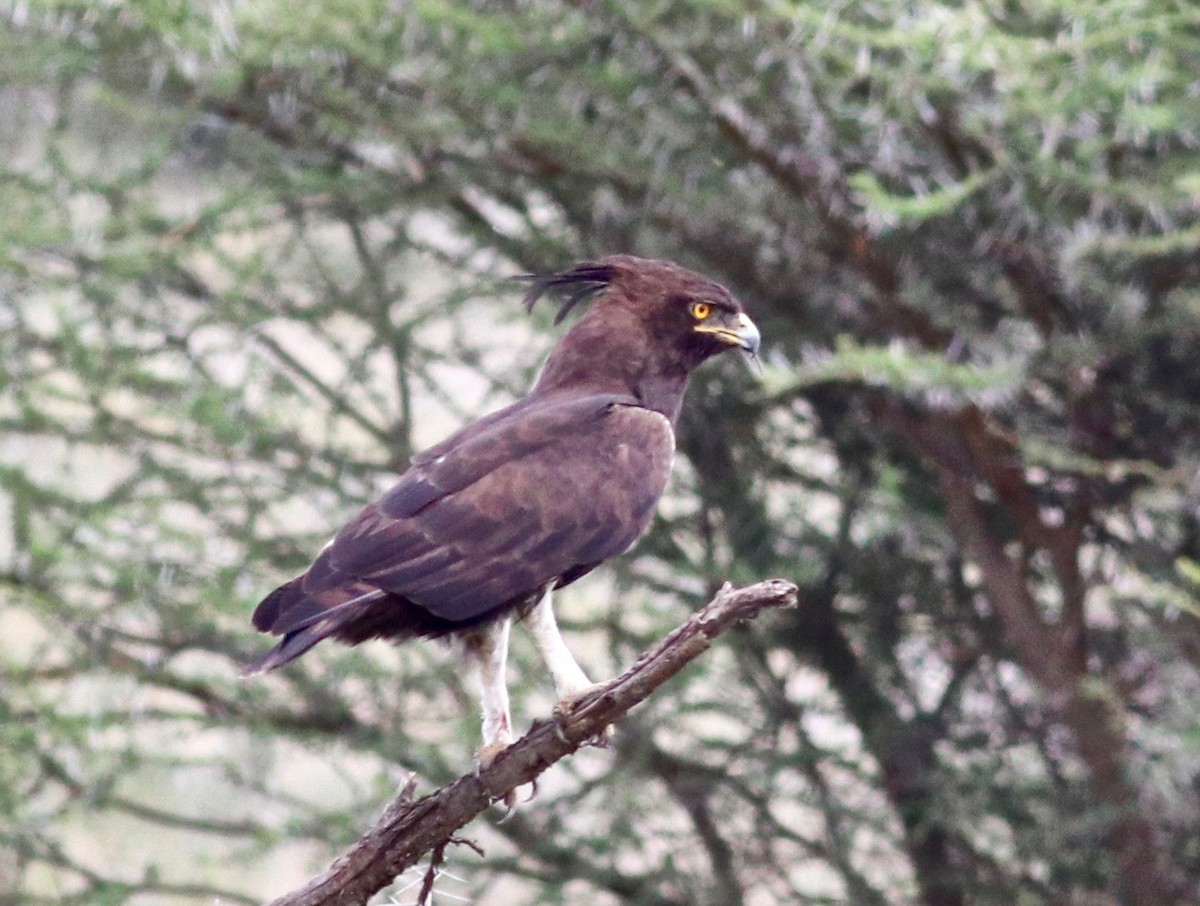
left=271, top=393, right=674, bottom=629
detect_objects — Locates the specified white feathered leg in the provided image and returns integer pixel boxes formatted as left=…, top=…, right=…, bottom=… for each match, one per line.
left=525, top=586, right=601, bottom=706
left=463, top=615, right=514, bottom=768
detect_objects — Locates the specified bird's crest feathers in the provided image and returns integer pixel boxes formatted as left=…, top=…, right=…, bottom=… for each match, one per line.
left=519, top=261, right=616, bottom=324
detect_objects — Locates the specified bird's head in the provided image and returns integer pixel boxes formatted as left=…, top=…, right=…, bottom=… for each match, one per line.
left=522, top=255, right=760, bottom=378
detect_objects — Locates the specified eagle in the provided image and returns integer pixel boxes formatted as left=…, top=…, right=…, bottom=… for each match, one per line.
left=247, top=255, right=760, bottom=766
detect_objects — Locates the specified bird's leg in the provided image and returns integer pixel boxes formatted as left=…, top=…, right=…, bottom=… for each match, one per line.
left=525, top=587, right=605, bottom=714
left=463, top=616, right=514, bottom=772
left=525, top=589, right=612, bottom=750
left=525, top=588, right=614, bottom=753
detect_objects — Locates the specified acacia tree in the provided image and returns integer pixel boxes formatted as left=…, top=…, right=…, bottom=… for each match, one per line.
left=3, top=2, right=1199, bottom=905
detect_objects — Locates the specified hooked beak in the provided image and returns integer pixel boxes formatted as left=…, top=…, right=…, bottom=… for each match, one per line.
left=695, top=312, right=761, bottom=355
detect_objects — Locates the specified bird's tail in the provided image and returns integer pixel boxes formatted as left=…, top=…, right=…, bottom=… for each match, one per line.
left=242, top=584, right=388, bottom=676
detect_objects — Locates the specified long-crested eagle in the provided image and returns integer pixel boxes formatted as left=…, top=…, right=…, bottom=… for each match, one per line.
left=247, top=255, right=760, bottom=765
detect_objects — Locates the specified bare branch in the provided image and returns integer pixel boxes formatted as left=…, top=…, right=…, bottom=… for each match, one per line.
left=267, top=579, right=799, bottom=906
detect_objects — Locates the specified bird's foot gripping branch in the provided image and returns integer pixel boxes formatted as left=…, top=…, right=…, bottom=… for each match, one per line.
left=266, top=579, right=798, bottom=906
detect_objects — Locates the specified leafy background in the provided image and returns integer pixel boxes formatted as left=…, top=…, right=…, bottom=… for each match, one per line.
left=2, top=1, right=1199, bottom=904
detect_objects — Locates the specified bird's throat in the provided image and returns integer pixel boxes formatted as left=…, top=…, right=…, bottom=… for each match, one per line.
left=633, top=368, right=688, bottom=424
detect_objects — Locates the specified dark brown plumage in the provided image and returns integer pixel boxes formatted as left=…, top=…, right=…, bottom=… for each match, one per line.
left=247, top=255, right=759, bottom=760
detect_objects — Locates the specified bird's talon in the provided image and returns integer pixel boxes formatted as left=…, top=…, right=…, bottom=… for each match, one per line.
left=552, top=681, right=607, bottom=720
left=584, top=724, right=615, bottom=749
left=550, top=682, right=613, bottom=746
left=494, top=790, right=517, bottom=817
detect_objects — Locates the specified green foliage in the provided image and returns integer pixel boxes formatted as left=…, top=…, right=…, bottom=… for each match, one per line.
left=850, top=169, right=999, bottom=227
left=2, top=1, right=1199, bottom=904
left=766, top=335, right=1022, bottom=402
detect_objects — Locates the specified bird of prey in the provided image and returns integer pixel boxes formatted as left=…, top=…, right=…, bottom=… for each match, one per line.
left=247, top=255, right=760, bottom=766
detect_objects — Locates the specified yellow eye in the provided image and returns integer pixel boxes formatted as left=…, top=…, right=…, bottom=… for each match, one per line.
left=689, top=301, right=712, bottom=320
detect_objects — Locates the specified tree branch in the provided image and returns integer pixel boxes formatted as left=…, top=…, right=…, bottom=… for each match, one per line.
left=267, top=579, right=799, bottom=906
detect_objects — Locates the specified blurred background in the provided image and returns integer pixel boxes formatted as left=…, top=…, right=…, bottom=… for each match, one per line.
left=2, top=1, right=1199, bottom=904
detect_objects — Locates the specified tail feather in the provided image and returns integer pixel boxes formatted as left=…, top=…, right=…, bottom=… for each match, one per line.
left=243, top=618, right=344, bottom=675
left=245, top=577, right=495, bottom=676
left=245, top=575, right=390, bottom=675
